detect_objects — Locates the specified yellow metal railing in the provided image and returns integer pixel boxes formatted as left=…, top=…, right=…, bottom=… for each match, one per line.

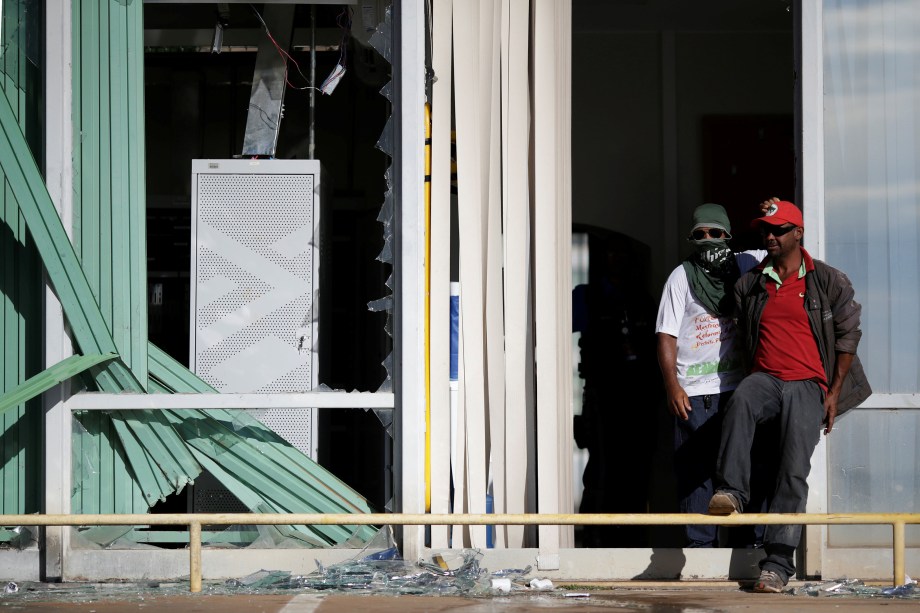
left=5, top=512, right=919, bottom=592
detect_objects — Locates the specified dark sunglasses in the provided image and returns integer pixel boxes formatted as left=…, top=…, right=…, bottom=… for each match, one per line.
left=759, top=223, right=797, bottom=237
left=690, top=228, right=726, bottom=240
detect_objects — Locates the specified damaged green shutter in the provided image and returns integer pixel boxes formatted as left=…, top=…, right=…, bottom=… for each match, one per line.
left=0, top=0, right=43, bottom=518
left=0, top=0, right=379, bottom=545
left=1, top=89, right=378, bottom=542
left=73, top=0, right=148, bottom=388
left=70, top=0, right=158, bottom=514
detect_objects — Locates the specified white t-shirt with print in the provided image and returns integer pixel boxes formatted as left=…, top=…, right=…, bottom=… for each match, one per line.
left=655, top=250, right=766, bottom=396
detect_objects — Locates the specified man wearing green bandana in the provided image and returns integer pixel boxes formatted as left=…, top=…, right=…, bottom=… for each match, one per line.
left=655, top=203, right=765, bottom=547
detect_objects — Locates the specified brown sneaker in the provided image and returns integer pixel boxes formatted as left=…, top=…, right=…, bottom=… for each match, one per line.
left=707, top=491, right=741, bottom=515
left=753, top=570, right=787, bottom=593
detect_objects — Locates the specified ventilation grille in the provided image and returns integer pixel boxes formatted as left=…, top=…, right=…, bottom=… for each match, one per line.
left=190, top=163, right=319, bottom=459
left=249, top=408, right=313, bottom=452
left=192, top=172, right=315, bottom=393
left=191, top=470, right=250, bottom=514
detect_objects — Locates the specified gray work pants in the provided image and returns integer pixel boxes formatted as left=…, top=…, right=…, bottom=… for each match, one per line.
left=715, top=372, right=824, bottom=581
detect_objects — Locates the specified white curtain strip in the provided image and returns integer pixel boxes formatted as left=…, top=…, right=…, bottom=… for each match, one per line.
left=428, top=0, right=453, bottom=549
left=452, top=0, right=489, bottom=548
left=533, top=0, right=574, bottom=557
left=430, top=0, right=571, bottom=554
left=501, top=0, right=534, bottom=549
left=556, top=1, right=574, bottom=539
left=484, top=0, right=508, bottom=550
left=453, top=303, right=469, bottom=547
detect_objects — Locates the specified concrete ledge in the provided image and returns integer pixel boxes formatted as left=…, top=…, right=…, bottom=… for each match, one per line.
left=53, top=546, right=765, bottom=583
left=62, top=548, right=368, bottom=581
left=429, top=548, right=765, bottom=581
left=0, top=549, right=41, bottom=581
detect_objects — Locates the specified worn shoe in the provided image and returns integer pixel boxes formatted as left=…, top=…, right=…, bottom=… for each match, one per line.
left=707, top=491, right=741, bottom=515
left=753, top=570, right=787, bottom=593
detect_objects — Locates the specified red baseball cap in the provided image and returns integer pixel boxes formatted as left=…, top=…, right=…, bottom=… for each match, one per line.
left=750, top=200, right=804, bottom=228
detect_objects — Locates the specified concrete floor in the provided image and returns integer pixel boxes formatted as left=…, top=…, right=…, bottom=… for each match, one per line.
left=2, top=583, right=919, bottom=612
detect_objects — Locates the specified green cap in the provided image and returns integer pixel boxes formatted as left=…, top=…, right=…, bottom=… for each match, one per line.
left=691, top=203, right=732, bottom=238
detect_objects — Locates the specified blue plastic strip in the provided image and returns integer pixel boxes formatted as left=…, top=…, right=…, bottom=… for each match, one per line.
left=450, top=284, right=459, bottom=381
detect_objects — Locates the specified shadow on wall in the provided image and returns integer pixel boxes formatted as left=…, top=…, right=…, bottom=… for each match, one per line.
left=572, top=225, right=662, bottom=548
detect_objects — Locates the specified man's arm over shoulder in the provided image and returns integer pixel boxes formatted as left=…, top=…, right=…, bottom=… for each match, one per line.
left=734, top=249, right=768, bottom=275
left=733, top=267, right=758, bottom=317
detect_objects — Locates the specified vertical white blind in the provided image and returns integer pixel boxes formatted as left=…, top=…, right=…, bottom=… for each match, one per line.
left=429, top=0, right=572, bottom=552
left=428, top=0, right=453, bottom=550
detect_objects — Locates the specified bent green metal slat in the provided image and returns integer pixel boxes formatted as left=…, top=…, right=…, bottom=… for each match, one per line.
left=147, top=344, right=376, bottom=513
left=0, top=88, right=201, bottom=509
left=187, top=448, right=331, bottom=547
left=0, top=91, right=136, bottom=393
left=149, top=344, right=378, bottom=543
left=118, top=408, right=200, bottom=488
left=0, top=353, right=116, bottom=416
left=73, top=0, right=148, bottom=389
left=0, top=0, right=43, bottom=518
left=147, top=342, right=368, bottom=512
left=147, top=342, right=217, bottom=394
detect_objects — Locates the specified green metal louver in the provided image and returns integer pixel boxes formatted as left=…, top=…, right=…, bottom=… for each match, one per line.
left=0, top=353, right=116, bottom=416
left=149, top=345, right=377, bottom=544
left=0, top=0, right=45, bottom=519
left=72, top=0, right=148, bottom=389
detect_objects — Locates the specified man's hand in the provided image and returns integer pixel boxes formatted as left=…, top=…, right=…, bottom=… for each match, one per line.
left=823, top=389, right=838, bottom=434
left=824, top=352, right=855, bottom=435
left=666, top=383, right=692, bottom=421
left=760, top=197, right=780, bottom=214
left=657, top=333, right=692, bottom=420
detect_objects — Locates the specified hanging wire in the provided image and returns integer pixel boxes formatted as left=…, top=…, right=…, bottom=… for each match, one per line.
left=247, top=103, right=278, bottom=129
left=334, top=6, right=352, bottom=68
left=249, top=3, right=320, bottom=92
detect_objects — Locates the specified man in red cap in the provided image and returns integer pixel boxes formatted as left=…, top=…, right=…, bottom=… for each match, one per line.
left=707, top=199, right=872, bottom=593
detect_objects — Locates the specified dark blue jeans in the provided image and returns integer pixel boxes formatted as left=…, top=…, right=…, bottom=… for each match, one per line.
left=674, top=393, right=729, bottom=547
left=715, top=372, right=824, bottom=581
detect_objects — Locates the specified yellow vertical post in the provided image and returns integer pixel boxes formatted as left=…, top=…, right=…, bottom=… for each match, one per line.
left=424, top=103, right=432, bottom=513
left=189, top=521, right=202, bottom=593
left=893, top=520, right=906, bottom=587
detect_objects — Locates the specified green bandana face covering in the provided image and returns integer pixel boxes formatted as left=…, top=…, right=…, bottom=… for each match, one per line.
left=682, top=239, right=739, bottom=317
left=692, top=239, right=730, bottom=262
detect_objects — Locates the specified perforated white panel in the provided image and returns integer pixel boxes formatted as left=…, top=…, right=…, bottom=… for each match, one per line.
left=190, top=160, right=322, bottom=458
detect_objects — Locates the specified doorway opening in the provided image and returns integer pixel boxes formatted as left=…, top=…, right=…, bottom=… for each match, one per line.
left=571, top=0, right=795, bottom=548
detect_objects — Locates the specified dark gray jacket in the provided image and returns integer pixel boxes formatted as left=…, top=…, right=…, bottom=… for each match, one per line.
left=734, top=251, right=872, bottom=415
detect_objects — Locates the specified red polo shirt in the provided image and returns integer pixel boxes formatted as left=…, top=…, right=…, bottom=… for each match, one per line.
left=752, top=249, right=826, bottom=388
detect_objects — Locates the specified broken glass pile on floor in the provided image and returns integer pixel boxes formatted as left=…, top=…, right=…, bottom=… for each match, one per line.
left=223, top=545, right=538, bottom=596
left=790, top=578, right=920, bottom=599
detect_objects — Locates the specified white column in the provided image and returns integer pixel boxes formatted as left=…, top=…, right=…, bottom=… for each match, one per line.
left=43, top=0, right=74, bottom=582
left=798, top=0, right=828, bottom=579
left=397, top=0, right=428, bottom=562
